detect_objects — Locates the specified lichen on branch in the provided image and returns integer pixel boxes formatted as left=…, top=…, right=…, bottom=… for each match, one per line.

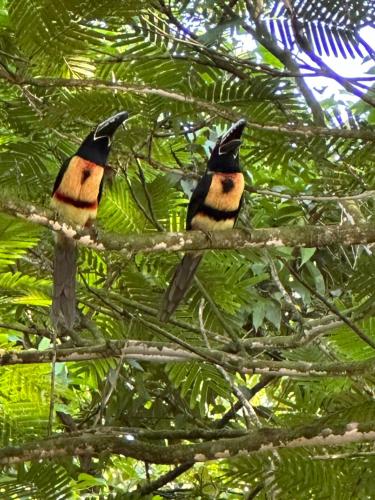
left=0, top=420, right=374, bottom=466
left=0, top=197, right=374, bottom=257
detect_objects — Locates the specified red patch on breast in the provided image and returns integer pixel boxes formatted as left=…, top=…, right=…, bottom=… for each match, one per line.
left=216, top=172, right=240, bottom=179
left=54, top=191, right=98, bottom=209
left=78, top=158, right=99, bottom=169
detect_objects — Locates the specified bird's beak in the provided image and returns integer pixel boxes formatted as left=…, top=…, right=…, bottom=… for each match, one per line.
left=94, top=111, right=129, bottom=141
left=218, top=118, right=246, bottom=155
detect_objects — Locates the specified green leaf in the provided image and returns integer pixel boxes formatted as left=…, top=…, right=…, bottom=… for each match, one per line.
left=305, top=261, right=325, bottom=295
left=265, top=301, right=281, bottom=329
left=300, top=247, right=316, bottom=267
left=253, top=300, right=267, bottom=330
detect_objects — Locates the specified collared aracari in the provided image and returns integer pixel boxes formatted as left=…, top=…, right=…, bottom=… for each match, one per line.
left=160, top=119, right=246, bottom=322
left=51, top=111, right=128, bottom=329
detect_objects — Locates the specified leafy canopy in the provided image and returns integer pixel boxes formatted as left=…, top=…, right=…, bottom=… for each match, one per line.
left=0, top=0, right=373, bottom=498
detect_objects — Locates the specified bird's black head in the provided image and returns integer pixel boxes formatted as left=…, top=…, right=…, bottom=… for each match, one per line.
left=207, top=119, right=246, bottom=172
left=76, top=111, right=128, bottom=166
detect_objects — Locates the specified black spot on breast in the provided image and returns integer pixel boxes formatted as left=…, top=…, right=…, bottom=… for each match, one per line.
left=81, top=169, right=91, bottom=183
left=222, top=177, right=234, bottom=193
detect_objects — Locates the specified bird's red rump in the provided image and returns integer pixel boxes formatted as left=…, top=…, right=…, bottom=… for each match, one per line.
left=78, top=158, right=99, bottom=169
left=53, top=191, right=98, bottom=209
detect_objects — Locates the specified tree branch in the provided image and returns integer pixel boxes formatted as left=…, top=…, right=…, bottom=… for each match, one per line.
left=98, top=52, right=375, bottom=82
left=1, top=339, right=375, bottom=377
left=132, top=153, right=375, bottom=203
left=1, top=421, right=374, bottom=465
left=2, top=74, right=375, bottom=140
left=1, top=198, right=374, bottom=257
left=249, top=188, right=375, bottom=203
left=138, top=377, right=274, bottom=495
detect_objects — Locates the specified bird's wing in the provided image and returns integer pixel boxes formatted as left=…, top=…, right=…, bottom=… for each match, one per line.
left=186, top=172, right=212, bottom=230
left=52, top=156, right=71, bottom=195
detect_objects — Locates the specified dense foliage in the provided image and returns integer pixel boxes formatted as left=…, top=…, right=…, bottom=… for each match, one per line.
left=0, top=0, right=373, bottom=497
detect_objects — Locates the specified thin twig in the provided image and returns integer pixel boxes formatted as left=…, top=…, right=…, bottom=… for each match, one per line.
left=134, top=155, right=165, bottom=231
left=284, top=261, right=375, bottom=350
left=194, top=276, right=239, bottom=345
left=2, top=73, right=375, bottom=141
left=80, top=292, right=229, bottom=344
left=47, top=329, right=57, bottom=437
left=266, top=252, right=304, bottom=329
left=93, top=340, right=128, bottom=426
left=198, top=300, right=261, bottom=428
left=0, top=322, right=52, bottom=339
left=121, top=162, right=156, bottom=228
left=81, top=276, right=231, bottom=369
left=249, top=188, right=375, bottom=203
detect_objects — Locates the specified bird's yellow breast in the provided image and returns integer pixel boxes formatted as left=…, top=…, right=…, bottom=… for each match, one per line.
left=58, top=156, right=104, bottom=203
left=52, top=156, right=104, bottom=227
left=191, top=213, right=236, bottom=232
left=50, top=198, right=98, bottom=227
left=204, top=172, right=244, bottom=211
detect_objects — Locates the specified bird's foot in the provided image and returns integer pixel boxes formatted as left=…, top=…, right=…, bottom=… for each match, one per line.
left=201, top=229, right=213, bottom=244
left=84, top=220, right=99, bottom=241
left=241, top=225, right=253, bottom=237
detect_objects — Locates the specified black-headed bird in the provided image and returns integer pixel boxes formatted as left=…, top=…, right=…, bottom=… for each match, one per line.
left=51, top=111, right=128, bottom=329
left=160, top=119, right=246, bottom=322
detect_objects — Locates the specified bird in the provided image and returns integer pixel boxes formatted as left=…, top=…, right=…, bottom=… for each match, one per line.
left=160, top=118, right=246, bottom=322
left=51, top=111, right=128, bottom=330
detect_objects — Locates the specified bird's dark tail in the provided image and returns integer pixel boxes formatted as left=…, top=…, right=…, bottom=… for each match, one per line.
left=160, top=252, right=203, bottom=322
left=51, top=233, right=77, bottom=330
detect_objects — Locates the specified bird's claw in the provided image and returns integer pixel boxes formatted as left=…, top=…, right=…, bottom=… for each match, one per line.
left=84, top=220, right=99, bottom=241
left=201, top=229, right=213, bottom=243
left=241, top=225, right=253, bottom=237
